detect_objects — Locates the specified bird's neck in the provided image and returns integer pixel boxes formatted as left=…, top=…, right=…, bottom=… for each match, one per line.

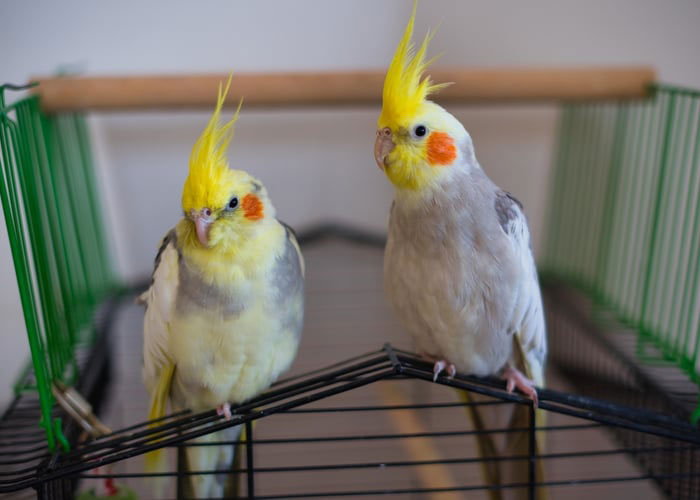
left=176, top=218, right=284, bottom=287
left=393, top=161, right=473, bottom=211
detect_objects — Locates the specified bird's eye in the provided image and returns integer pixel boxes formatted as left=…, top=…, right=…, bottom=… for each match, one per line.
left=414, top=125, right=427, bottom=137
left=227, top=196, right=239, bottom=210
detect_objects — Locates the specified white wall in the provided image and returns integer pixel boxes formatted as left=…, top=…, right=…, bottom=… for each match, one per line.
left=1, top=0, right=699, bottom=406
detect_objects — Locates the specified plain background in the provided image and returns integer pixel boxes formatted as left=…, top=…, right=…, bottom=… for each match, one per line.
left=1, top=0, right=700, bottom=406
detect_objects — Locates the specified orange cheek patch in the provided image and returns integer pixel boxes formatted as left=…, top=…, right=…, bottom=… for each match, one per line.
left=427, top=131, right=457, bottom=166
left=242, top=194, right=264, bottom=220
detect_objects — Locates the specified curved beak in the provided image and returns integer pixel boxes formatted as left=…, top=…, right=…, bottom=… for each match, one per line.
left=374, top=127, right=395, bottom=170
left=190, top=209, right=213, bottom=247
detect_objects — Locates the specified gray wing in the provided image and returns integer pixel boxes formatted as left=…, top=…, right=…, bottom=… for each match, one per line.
left=140, top=230, right=179, bottom=394
left=278, top=219, right=305, bottom=277
left=494, top=190, right=547, bottom=386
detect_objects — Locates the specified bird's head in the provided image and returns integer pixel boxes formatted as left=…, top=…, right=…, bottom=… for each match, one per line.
left=181, top=76, right=274, bottom=250
left=375, top=3, right=471, bottom=192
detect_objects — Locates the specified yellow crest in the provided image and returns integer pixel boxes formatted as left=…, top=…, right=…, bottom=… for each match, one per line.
left=182, top=74, right=243, bottom=213
left=378, top=2, right=449, bottom=130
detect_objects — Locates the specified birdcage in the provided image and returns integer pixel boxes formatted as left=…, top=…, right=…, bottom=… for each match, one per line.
left=0, top=69, right=699, bottom=499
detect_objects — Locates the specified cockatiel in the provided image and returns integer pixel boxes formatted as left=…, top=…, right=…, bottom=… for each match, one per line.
left=140, top=76, right=305, bottom=498
left=375, top=5, right=546, bottom=499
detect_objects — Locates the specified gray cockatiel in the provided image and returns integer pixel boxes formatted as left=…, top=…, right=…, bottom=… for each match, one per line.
left=140, top=78, right=304, bottom=498
left=374, top=6, right=546, bottom=499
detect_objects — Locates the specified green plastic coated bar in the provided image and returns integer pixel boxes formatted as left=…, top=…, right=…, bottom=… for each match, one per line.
left=542, top=85, right=700, bottom=420
left=0, top=87, right=115, bottom=450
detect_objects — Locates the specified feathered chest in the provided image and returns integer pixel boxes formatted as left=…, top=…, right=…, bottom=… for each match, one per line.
left=386, top=212, right=497, bottom=303
left=174, top=257, right=255, bottom=318
left=172, top=227, right=303, bottom=323
left=384, top=192, right=522, bottom=330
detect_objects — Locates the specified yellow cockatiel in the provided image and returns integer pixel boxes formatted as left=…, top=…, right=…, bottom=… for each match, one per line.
left=140, top=76, right=305, bottom=498
left=375, top=5, right=547, bottom=499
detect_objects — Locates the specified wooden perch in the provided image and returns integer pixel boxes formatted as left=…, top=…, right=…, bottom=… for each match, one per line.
left=33, top=66, right=655, bottom=112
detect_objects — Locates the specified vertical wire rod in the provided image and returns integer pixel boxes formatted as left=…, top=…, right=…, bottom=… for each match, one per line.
left=246, top=420, right=255, bottom=500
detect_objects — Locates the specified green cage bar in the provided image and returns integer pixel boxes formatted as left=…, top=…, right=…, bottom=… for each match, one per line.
left=542, top=84, right=700, bottom=419
left=0, top=86, right=115, bottom=451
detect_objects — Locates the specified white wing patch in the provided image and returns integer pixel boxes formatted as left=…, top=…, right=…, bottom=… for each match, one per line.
left=495, top=191, right=528, bottom=243
left=141, top=234, right=179, bottom=394
left=278, top=220, right=305, bottom=277
left=288, top=231, right=305, bottom=277
left=495, top=191, right=547, bottom=384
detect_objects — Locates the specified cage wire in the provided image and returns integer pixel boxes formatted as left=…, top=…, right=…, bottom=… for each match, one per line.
left=537, top=83, right=700, bottom=498
left=1, top=81, right=700, bottom=498
left=0, top=85, right=116, bottom=453
left=541, top=85, right=700, bottom=419
left=3, top=341, right=700, bottom=498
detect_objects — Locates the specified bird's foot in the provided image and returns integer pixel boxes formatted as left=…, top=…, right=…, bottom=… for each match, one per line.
left=432, top=359, right=457, bottom=382
left=502, top=366, right=538, bottom=406
left=216, top=402, right=233, bottom=420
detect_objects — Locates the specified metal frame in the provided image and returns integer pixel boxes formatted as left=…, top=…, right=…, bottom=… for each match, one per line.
left=0, top=324, right=698, bottom=496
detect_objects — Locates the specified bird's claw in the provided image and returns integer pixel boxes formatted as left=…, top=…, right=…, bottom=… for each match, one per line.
left=432, top=360, right=457, bottom=382
left=502, top=366, right=538, bottom=406
left=216, top=402, right=233, bottom=420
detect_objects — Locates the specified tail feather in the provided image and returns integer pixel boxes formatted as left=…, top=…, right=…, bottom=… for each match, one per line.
left=458, top=337, right=547, bottom=500
left=144, top=362, right=175, bottom=497
left=458, top=390, right=503, bottom=500
left=228, top=423, right=249, bottom=498
left=144, top=357, right=247, bottom=499
left=504, top=404, right=547, bottom=500
left=181, top=424, right=243, bottom=498
left=505, top=339, right=547, bottom=500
